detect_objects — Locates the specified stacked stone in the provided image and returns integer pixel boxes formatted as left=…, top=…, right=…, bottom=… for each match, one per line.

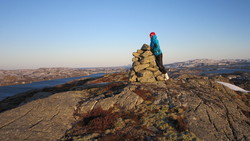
left=129, top=44, right=165, bottom=83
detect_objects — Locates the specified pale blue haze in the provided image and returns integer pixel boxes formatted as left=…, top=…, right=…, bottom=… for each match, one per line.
left=0, top=0, right=249, bottom=69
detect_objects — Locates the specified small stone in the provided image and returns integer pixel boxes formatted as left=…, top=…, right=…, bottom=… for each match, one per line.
left=141, top=51, right=153, bottom=58
left=146, top=67, right=158, bottom=72
left=134, top=64, right=150, bottom=72
left=137, top=70, right=154, bottom=78
left=138, top=76, right=156, bottom=83
left=140, top=55, right=155, bottom=64
left=129, top=70, right=137, bottom=82
left=147, top=55, right=155, bottom=61
left=156, top=75, right=165, bottom=81
left=137, top=49, right=143, bottom=54
left=154, top=70, right=162, bottom=77
left=131, top=70, right=136, bottom=75
left=150, top=60, right=157, bottom=66
left=140, top=58, right=150, bottom=64
left=133, top=61, right=140, bottom=66
left=137, top=70, right=156, bottom=82
left=132, top=57, right=138, bottom=62
left=132, top=52, right=140, bottom=57
left=129, top=74, right=137, bottom=82
left=141, top=44, right=151, bottom=51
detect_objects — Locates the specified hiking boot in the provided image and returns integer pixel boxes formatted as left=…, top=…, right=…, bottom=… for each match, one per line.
left=164, top=73, right=169, bottom=80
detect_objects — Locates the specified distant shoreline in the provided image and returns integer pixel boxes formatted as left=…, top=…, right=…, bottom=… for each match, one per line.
left=0, top=73, right=106, bottom=101
left=0, top=67, right=126, bottom=87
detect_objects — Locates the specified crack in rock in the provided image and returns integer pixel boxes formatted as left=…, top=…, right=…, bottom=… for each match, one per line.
left=0, top=108, right=33, bottom=129
left=29, top=119, right=44, bottom=129
left=194, top=100, right=202, bottom=112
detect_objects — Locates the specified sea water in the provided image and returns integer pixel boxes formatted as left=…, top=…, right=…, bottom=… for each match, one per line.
left=0, top=73, right=105, bottom=101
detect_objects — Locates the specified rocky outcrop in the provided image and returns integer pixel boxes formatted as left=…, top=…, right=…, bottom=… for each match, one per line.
left=0, top=91, right=83, bottom=141
left=77, top=85, right=144, bottom=115
left=61, top=73, right=249, bottom=140
left=177, top=74, right=250, bottom=141
left=129, top=44, right=165, bottom=82
left=0, top=72, right=249, bottom=141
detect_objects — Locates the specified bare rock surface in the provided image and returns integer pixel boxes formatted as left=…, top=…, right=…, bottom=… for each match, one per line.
left=0, top=91, right=83, bottom=141
left=0, top=72, right=249, bottom=141
left=77, top=84, right=144, bottom=115
left=176, top=74, right=250, bottom=141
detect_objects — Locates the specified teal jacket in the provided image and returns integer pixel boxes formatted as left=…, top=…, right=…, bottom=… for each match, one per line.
left=150, top=35, right=162, bottom=56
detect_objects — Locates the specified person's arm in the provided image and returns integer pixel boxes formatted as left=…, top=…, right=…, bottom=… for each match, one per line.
left=153, top=42, right=161, bottom=55
left=154, top=43, right=158, bottom=48
left=154, top=43, right=160, bottom=51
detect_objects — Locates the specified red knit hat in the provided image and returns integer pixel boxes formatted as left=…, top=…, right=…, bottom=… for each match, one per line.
left=150, top=32, right=156, bottom=38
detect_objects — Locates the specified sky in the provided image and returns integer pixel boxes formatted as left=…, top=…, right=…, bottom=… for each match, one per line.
left=0, top=0, right=249, bottom=69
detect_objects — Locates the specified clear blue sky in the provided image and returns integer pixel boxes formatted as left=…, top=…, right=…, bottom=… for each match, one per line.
left=0, top=0, right=249, bottom=69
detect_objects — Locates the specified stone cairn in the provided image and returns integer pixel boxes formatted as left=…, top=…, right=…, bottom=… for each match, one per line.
left=129, top=44, right=165, bottom=83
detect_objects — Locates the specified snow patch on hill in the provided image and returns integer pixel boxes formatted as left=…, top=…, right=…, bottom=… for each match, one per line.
left=217, top=81, right=249, bottom=93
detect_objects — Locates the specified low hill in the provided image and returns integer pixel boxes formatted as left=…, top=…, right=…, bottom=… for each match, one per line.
left=0, top=71, right=249, bottom=141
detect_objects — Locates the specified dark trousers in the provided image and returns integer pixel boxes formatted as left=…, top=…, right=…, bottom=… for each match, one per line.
left=155, top=53, right=167, bottom=74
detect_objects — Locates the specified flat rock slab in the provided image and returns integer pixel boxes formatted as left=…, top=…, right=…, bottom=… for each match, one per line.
left=0, top=91, right=82, bottom=141
left=79, top=84, right=144, bottom=114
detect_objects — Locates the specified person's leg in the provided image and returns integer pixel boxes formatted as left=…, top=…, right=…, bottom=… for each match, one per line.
left=155, top=54, right=167, bottom=74
left=155, top=54, right=169, bottom=80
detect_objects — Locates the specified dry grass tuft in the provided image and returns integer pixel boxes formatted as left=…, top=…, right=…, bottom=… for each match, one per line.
left=68, top=107, right=119, bottom=136
left=133, top=88, right=155, bottom=102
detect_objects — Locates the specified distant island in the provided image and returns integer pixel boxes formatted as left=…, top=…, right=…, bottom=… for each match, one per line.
left=0, top=67, right=127, bottom=86
left=0, top=59, right=249, bottom=87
